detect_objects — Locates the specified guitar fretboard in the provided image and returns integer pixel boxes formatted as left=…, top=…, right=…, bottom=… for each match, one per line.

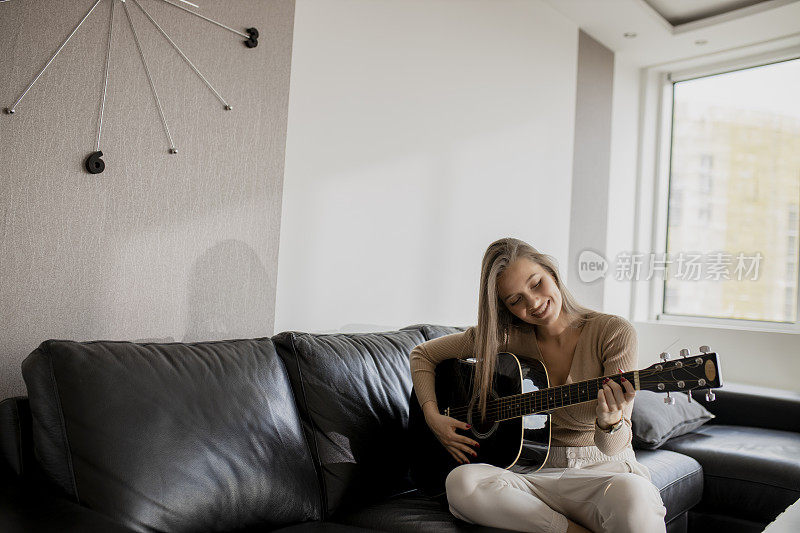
left=488, top=370, right=637, bottom=421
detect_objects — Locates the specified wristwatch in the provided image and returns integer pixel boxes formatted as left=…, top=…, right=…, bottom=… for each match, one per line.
left=596, top=417, right=624, bottom=434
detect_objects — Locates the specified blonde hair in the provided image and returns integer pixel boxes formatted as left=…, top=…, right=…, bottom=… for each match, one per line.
left=473, top=237, right=601, bottom=421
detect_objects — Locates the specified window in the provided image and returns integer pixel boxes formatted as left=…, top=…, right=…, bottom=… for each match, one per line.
left=661, top=57, right=800, bottom=325
left=668, top=190, right=683, bottom=227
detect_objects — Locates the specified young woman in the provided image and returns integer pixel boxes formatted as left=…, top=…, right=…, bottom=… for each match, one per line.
left=409, top=237, right=667, bottom=533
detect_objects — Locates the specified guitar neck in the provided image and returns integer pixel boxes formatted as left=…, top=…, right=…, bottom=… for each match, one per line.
left=491, top=371, right=639, bottom=421
left=457, top=351, right=720, bottom=423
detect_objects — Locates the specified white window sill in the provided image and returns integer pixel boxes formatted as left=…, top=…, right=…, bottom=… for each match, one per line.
left=643, top=314, right=800, bottom=335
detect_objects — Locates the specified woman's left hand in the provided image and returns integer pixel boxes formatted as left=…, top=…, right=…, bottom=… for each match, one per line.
left=596, top=369, right=636, bottom=430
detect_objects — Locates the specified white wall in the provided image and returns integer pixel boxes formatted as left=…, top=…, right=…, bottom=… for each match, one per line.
left=278, top=0, right=798, bottom=391
left=276, top=0, right=579, bottom=333
left=567, top=31, right=615, bottom=312
left=634, top=321, right=800, bottom=391
left=603, top=54, right=641, bottom=318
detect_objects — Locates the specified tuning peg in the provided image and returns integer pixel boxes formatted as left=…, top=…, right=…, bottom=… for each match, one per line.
left=679, top=348, right=690, bottom=357
left=705, top=389, right=716, bottom=402
left=664, top=392, right=675, bottom=405
left=687, top=391, right=693, bottom=403
left=660, top=352, right=671, bottom=362
left=700, top=345, right=710, bottom=354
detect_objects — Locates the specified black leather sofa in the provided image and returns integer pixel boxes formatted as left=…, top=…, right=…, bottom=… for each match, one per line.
left=0, top=324, right=798, bottom=532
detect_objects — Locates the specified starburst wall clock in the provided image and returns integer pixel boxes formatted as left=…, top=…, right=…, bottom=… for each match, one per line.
left=2, top=0, right=259, bottom=174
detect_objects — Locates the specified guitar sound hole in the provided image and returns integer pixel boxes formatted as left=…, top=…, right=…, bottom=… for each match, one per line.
left=472, top=417, right=495, bottom=436
left=467, top=392, right=499, bottom=438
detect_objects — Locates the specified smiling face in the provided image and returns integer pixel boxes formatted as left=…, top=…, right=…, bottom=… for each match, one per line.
left=496, top=258, right=562, bottom=326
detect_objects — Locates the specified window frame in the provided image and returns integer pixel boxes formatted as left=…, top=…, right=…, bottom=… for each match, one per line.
left=643, top=46, right=800, bottom=334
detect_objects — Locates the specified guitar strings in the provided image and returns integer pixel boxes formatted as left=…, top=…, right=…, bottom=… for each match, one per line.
left=444, top=363, right=709, bottom=422
left=451, top=382, right=700, bottom=423
left=485, top=377, right=704, bottom=423
left=449, top=380, right=704, bottom=423
left=446, top=370, right=700, bottom=421
left=446, top=372, right=638, bottom=420
left=452, top=361, right=699, bottom=414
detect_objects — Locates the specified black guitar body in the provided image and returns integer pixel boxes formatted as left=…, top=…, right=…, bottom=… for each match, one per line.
left=408, top=353, right=551, bottom=497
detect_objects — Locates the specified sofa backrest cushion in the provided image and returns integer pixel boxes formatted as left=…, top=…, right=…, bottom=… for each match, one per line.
left=21, top=338, right=321, bottom=531
left=414, top=325, right=468, bottom=341
left=272, top=329, right=426, bottom=517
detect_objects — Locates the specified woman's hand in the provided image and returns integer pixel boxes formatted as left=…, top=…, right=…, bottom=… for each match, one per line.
left=424, top=411, right=480, bottom=464
left=596, top=369, right=636, bottom=429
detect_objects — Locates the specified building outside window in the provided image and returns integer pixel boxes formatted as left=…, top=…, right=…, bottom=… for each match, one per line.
left=663, top=57, right=800, bottom=324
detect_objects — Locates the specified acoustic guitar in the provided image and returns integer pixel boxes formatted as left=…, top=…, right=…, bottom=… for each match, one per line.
left=408, top=348, right=722, bottom=497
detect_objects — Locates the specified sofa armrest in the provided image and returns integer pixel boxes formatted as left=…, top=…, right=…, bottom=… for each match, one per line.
left=0, top=397, right=35, bottom=479
left=0, top=475, right=136, bottom=533
left=690, top=382, right=800, bottom=433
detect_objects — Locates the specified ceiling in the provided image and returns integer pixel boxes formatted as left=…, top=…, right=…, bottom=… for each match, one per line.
left=541, top=0, right=800, bottom=67
left=644, top=0, right=769, bottom=25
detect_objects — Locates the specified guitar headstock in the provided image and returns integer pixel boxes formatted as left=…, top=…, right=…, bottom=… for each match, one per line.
left=639, top=347, right=723, bottom=397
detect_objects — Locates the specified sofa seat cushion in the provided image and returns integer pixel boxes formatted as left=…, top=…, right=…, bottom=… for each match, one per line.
left=273, top=329, right=427, bottom=518
left=661, top=425, right=800, bottom=523
left=272, top=522, right=380, bottom=532
left=333, top=451, right=698, bottom=532
left=330, top=489, right=511, bottom=532
left=688, top=510, right=767, bottom=533
left=635, top=449, right=703, bottom=524
left=332, top=487, right=691, bottom=532
left=21, top=338, right=321, bottom=532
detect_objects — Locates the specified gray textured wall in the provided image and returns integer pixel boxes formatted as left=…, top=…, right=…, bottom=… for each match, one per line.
left=568, top=30, right=615, bottom=308
left=0, top=0, right=294, bottom=398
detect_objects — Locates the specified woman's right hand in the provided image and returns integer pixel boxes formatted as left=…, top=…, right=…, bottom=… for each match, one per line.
left=424, top=411, right=480, bottom=464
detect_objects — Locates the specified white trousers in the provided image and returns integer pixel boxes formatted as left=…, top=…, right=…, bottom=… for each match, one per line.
left=445, top=445, right=667, bottom=533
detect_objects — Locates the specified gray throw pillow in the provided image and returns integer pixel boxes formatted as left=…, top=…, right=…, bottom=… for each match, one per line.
left=631, top=390, right=715, bottom=449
